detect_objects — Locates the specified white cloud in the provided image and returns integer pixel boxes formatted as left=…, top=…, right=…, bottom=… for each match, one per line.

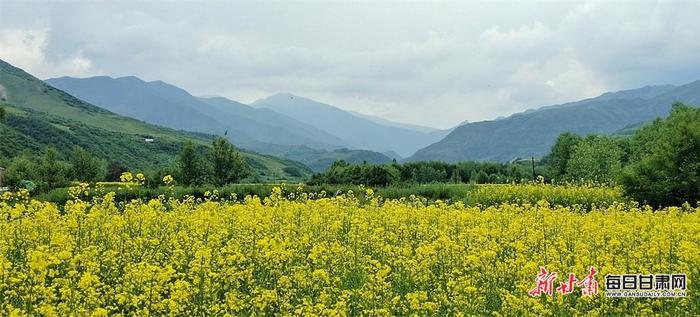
left=0, top=28, right=46, bottom=71
left=0, top=28, right=98, bottom=78
left=1, top=0, right=699, bottom=128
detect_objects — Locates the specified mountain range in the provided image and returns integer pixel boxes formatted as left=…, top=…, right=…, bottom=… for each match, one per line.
left=409, top=81, right=700, bottom=162
left=251, top=93, right=452, bottom=157
left=45, top=76, right=347, bottom=150
left=46, top=76, right=440, bottom=166
left=0, top=59, right=311, bottom=181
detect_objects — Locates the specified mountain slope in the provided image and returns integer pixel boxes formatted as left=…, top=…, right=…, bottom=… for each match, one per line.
left=45, top=76, right=228, bottom=135
left=251, top=93, right=451, bottom=157
left=346, top=110, right=439, bottom=133
left=196, top=96, right=348, bottom=149
left=245, top=144, right=393, bottom=172
left=610, top=121, right=648, bottom=138
left=410, top=81, right=700, bottom=162
left=228, top=141, right=395, bottom=172
left=45, top=76, right=347, bottom=151
left=294, top=148, right=393, bottom=172
left=0, top=59, right=311, bottom=181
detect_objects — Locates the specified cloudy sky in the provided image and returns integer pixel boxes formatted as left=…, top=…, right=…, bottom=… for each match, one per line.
left=1, top=0, right=700, bottom=128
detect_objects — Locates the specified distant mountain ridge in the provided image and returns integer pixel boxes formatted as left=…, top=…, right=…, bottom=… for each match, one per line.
left=251, top=93, right=452, bottom=157
left=195, top=96, right=349, bottom=149
left=45, top=76, right=348, bottom=151
left=410, top=81, right=700, bottom=162
left=46, top=76, right=406, bottom=172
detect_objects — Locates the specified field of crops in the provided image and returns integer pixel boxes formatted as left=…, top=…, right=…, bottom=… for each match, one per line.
left=1, top=185, right=698, bottom=316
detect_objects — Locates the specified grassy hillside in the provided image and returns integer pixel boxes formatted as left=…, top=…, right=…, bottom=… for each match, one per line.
left=1, top=60, right=199, bottom=143
left=0, top=59, right=311, bottom=181
left=0, top=104, right=182, bottom=170
left=45, top=76, right=229, bottom=137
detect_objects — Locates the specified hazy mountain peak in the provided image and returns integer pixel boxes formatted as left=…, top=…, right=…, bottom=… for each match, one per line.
left=116, top=75, right=145, bottom=83
left=251, top=93, right=452, bottom=157
left=596, top=84, right=677, bottom=101
left=271, top=92, right=298, bottom=98
left=198, top=96, right=251, bottom=108
left=346, top=110, right=440, bottom=133
left=254, top=93, right=324, bottom=109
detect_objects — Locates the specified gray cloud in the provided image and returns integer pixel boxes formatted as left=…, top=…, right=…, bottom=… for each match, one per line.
left=1, top=0, right=699, bottom=128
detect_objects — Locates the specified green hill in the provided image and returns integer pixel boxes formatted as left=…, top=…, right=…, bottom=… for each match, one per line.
left=271, top=146, right=393, bottom=172
left=610, top=121, right=648, bottom=138
left=0, top=59, right=311, bottom=182
left=236, top=142, right=395, bottom=172
left=410, top=82, right=700, bottom=162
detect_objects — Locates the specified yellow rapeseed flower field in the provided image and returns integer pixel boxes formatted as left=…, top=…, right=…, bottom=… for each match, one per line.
left=1, top=185, right=698, bottom=316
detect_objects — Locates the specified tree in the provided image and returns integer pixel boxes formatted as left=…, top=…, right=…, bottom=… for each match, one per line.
left=208, top=137, right=249, bottom=185
left=36, top=147, right=70, bottom=190
left=366, top=165, right=398, bottom=186
left=4, top=154, right=37, bottom=188
left=621, top=103, right=700, bottom=207
left=177, top=141, right=205, bottom=185
left=325, top=160, right=351, bottom=184
left=449, top=169, right=461, bottom=183
left=412, top=165, right=447, bottom=183
left=71, top=146, right=104, bottom=182
left=0, top=106, right=5, bottom=123
left=106, top=161, right=128, bottom=181
left=473, top=170, right=489, bottom=184
left=626, top=118, right=663, bottom=163
left=565, top=135, right=622, bottom=183
left=547, top=132, right=582, bottom=180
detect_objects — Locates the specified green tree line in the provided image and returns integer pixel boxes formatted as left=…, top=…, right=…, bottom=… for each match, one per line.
left=1, top=137, right=249, bottom=191
left=308, top=159, right=540, bottom=186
